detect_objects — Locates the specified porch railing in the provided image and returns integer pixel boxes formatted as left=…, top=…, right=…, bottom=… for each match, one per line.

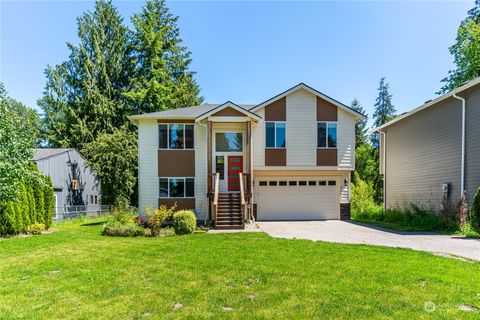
left=213, top=172, right=220, bottom=224
left=239, top=173, right=246, bottom=228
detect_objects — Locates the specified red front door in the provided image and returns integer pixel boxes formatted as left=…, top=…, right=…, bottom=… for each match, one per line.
left=228, top=156, right=243, bottom=191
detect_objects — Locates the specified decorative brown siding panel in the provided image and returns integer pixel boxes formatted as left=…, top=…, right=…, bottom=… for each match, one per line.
left=265, top=97, right=286, bottom=121
left=158, top=150, right=195, bottom=176
left=157, top=119, right=195, bottom=123
left=211, top=107, right=245, bottom=117
left=159, top=198, right=195, bottom=210
left=265, top=148, right=286, bottom=166
left=317, top=97, right=338, bottom=121
left=316, top=149, right=338, bottom=166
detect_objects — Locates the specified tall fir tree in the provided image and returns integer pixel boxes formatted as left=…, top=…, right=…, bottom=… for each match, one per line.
left=439, top=0, right=480, bottom=94
left=38, top=0, right=134, bottom=149
left=125, top=0, right=202, bottom=113
left=371, top=77, right=396, bottom=148
left=350, top=98, right=367, bottom=146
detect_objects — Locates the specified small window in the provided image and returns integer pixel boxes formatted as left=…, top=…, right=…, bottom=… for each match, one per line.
left=317, top=122, right=337, bottom=148
left=185, top=125, right=194, bottom=149
left=266, top=122, right=286, bottom=148
left=159, top=178, right=195, bottom=198
left=289, top=181, right=297, bottom=186
left=328, top=180, right=336, bottom=186
left=94, top=195, right=98, bottom=204
left=299, top=181, right=307, bottom=186
left=159, top=124, right=168, bottom=149
left=216, top=156, right=225, bottom=180
left=169, top=124, right=184, bottom=149
left=259, top=181, right=267, bottom=186
left=216, top=133, right=243, bottom=152
left=269, top=181, right=278, bottom=186
left=90, top=195, right=94, bottom=203
left=308, top=181, right=316, bottom=186
left=159, top=178, right=169, bottom=198
left=319, top=181, right=327, bottom=186
left=185, top=178, right=195, bottom=197
left=279, top=181, right=287, bottom=186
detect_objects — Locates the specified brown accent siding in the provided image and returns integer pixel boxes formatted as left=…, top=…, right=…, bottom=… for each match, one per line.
left=159, top=198, right=195, bottom=210
left=317, top=97, right=338, bottom=121
left=265, top=97, right=286, bottom=121
left=265, top=149, right=286, bottom=166
left=211, top=107, right=245, bottom=117
left=158, top=150, right=195, bottom=176
left=157, top=119, right=195, bottom=123
left=316, top=149, right=338, bottom=166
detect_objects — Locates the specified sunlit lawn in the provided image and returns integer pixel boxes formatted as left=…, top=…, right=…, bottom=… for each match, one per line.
left=0, top=219, right=479, bottom=319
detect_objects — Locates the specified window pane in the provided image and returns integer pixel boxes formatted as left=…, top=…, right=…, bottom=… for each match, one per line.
left=216, top=156, right=225, bottom=180
left=185, top=125, right=194, bottom=149
left=169, top=124, right=184, bottom=149
left=308, top=181, right=317, bottom=186
left=328, top=180, right=336, bottom=186
left=269, top=181, right=278, bottom=186
left=186, top=178, right=195, bottom=197
left=169, top=178, right=185, bottom=197
left=159, top=178, right=169, bottom=198
left=159, top=125, right=168, bottom=149
left=319, top=181, right=327, bottom=186
left=266, top=122, right=275, bottom=148
left=259, top=181, right=267, bottom=186
left=215, top=133, right=243, bottom=152
left=328, top=123, right=337, bottom=148
left=276, top=123, right=286, bottom=148
left=289, top=181, right=297, bottom=186
left=317, top=123, right=326, bottom=148
left=279, top=181, right=287, bottom=186
left=299, top=181, right=307, bottom=186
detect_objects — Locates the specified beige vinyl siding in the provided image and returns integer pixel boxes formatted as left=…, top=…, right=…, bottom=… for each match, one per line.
left=252, top=108, right=265, bottom=167
left=138, top=119, right=159, bottom=213
left=194, top=124, right=207, bottom=220
left=286, top=89, right=316, bottom=166
left=385, top=96, right=462, bottom=211
left=337, top=109, right=356, bottom=170
left=464, top=87, right=480, bottom=204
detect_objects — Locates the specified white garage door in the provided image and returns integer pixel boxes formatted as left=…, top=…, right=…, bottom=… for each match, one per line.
left=255, top=177, right=340, bottom=220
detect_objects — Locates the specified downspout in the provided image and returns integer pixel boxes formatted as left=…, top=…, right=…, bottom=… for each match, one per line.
left=380, top=131, right=387, bottom=212
left=197, top=120, right=209, bottom=225
left=453, top=93, right=466, bottom=198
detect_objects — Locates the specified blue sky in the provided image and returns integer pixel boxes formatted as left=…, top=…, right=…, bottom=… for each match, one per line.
left=0, top=0, right=473, bottom=125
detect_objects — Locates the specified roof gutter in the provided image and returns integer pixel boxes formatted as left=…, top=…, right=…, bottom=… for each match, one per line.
left=453, top=93, right=466, bottom=198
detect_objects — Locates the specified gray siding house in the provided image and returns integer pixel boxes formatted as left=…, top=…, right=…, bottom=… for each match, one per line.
left=374, top=77, right=480, bottom=211
left=32, top=149, right=101, bottom=219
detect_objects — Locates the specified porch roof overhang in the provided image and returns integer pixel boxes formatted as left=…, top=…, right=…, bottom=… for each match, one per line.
left=195, top=101, right=262, bottom=123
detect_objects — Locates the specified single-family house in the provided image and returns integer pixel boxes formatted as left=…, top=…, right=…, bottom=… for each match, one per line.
left=129, top=83, right=365, bottom=229
left=373, top=77, right=480, bottom=211
left=32, top=148, right=101, bottom=219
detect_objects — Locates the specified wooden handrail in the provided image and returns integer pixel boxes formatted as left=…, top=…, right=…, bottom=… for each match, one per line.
left=213, top=172, right=220, bottom=224
left=239, top=173, right=245, bottom=206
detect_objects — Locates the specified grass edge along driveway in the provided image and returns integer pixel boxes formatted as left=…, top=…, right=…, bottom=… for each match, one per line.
left=0, top=222, right=479, bottom=319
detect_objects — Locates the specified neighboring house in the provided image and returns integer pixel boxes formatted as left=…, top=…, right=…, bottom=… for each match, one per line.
left=373, top=77, right=480, bottom=212
left=129, top=83, right=365, bottom=229
left=32, top=148, right=101, bottom=219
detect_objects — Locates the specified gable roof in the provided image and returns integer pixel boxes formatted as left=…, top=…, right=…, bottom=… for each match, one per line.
left=195, top=101, right=262, bottom=122
left=249, top=83, right=366, bottom=120
left=32, top=148, right=75, bottom=161
left=372, top=76, right=480, bottom=132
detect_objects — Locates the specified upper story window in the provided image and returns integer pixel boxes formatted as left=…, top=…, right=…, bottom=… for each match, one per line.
left=215, top=133, right=243, bottom=152
left=159, top=124, right=194, bottom=149
left=266, top=122, right=286, bottom=148
left=317, top=122, right=337, bottom=148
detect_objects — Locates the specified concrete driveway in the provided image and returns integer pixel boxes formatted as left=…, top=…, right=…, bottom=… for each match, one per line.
left=258, top=221, right=480, bottom=261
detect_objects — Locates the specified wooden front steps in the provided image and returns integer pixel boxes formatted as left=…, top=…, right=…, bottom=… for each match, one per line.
left=215, top=193, right=244, bottom=229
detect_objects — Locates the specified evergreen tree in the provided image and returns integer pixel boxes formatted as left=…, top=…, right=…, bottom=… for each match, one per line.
left=372, top=77, right=396, bottom=148
left=126, top=0, right=202, bottom=113
left=439, top=0, right=480, bottom=94
left=39, top=0, right=134, bottom=149
left=350, top=98, right=367, bottom=146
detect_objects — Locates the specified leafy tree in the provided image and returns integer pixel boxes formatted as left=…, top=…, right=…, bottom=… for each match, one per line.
left=82, top=128, right=137, bottom=207
left=350, top=98, right=368, bottom=146
left=39, top=0, right=134, bottom=149
left=7, top=98, right=42, bottom=146
left=439, top=1, right=480, bottom=94
left=0, top=83, right=36, bottom=201
left=126, top=0, right=202, bottom=113
left=351, top=172, right=382, bottom=217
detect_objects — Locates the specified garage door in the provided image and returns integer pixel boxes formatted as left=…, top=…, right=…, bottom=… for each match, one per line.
left=255, top=177, right=340, bottom=220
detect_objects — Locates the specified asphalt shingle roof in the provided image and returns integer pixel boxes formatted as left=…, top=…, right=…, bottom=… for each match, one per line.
left=128, top=104, right=256, bottom=120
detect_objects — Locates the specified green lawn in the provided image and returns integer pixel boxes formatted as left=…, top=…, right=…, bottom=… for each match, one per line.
left=1, top=220, right=479, bottom=319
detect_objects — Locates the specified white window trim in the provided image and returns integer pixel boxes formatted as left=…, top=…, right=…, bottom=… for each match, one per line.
left=158, top=123, right=195, bottom=150
left=317, top=121, right=338, bottom=149
left=159, top=177, right=195, bottom=198
left=265, top=121, right=287, bottom=149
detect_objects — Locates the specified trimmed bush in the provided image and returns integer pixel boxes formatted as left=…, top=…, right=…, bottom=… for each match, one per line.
left=103, top=223, right=145, bottom=237
left=26, top=223, right=46, bottom=235
left=471, top=187, right=480, bottom=233
left=173, top=210, right=196, bottom=235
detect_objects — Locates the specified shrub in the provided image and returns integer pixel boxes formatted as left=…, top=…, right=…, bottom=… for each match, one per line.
left=26, top=223, right=46, bottom=235
left=350, top=172, right=383, bottom=219
left=172, top=210, right=196, bottom=235
left=145, top=204, right=176, bottom=236
left=457, top=195, right=469, bottom=227
left=470, top=188, right=480, bottom=233
left=110, top=208, right=135, bottom=225
left=102, top=223, right=145, bottom=237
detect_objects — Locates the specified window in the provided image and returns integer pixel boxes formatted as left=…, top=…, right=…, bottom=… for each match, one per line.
left=279, top=181, right=287, bottom=186
left=216, top=156, right=225, bottom=180
left=159, top=178, right=195, bottom=198
left=158, top=124, right=194, bottom=149
left=319, top=181, right=327, bottom=186
left=308, top=181, right=317, bottom=186
left=299, top=181, right=307, bottom=186
left=90, top=195, right=94, bottom=204
left=259, top=181, right=268, bottom=186
left=94, top=195, right=98, bottom=204
left=269, top=181, right=278, bottom=186
left=317, top=122, right=337, bottom=148
left=328, top=180, right=336, bottom=186
left=289, top=181, right=297, bottom=186
left=215, top=133, right=242, bottom=152
left=266, top=122, right=286, bottom=148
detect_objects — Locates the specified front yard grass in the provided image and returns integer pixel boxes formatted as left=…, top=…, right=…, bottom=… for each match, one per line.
left=0, top=220, right=479, bottom=319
